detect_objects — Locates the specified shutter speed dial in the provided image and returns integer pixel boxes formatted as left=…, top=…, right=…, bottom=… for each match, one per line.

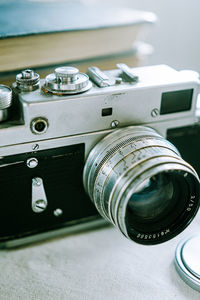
left=55, top=66, right=79, bottom=83
left=43, top=66, right=92, bottom=95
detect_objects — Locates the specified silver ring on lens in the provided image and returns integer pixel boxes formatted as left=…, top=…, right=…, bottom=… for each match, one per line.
left=83, top=126, right=200, bottom=245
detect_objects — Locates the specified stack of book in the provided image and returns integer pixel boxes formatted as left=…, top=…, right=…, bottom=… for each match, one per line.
left=0, top=0, right=156, bottom=84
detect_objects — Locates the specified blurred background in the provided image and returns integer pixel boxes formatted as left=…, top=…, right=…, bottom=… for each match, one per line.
left=0, top=2, right=200, bottom=299
left=93, top=0, right=200, bottom=71
left=1, top=0, right=200, bottom=83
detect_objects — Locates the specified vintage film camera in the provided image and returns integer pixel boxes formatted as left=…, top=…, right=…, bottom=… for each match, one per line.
left=0, top=64, right=200, bottom=247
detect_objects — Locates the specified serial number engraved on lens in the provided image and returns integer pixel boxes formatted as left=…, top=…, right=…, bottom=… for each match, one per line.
left=136, top=229, right=170, bottom=240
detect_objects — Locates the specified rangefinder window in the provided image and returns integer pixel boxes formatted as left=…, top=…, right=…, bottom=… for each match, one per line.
left=160, top=89, right=193, bottom=115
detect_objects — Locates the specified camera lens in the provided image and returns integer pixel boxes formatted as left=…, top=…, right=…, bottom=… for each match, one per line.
left=127, top=173, right=177, bottom=231
left=83, top=126, right=200, bottom=245
left=126, top=172, right=190, bottom=241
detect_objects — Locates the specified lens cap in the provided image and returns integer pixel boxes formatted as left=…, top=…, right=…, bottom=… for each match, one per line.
left=175, top=235, right=200, bottom=292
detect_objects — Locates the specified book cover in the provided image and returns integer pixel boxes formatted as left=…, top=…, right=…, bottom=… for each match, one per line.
left=0, top=0, right=156, bottom=72
left=0, top=0, right=156, bottom=38
left=0, top=42, right=153, bottom=86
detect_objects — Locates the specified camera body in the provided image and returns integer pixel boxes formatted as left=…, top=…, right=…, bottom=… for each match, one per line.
left=0, top=64, right=199, bottom=247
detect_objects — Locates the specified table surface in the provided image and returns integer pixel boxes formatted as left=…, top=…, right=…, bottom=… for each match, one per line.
left=0, top=212, right=200, bottom=300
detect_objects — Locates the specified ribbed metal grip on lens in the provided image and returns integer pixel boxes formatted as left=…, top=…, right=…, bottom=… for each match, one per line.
left=83, top=126, right=200, bottom=245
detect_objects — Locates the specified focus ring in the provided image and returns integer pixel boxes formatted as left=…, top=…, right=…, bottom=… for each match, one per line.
left=93, top=145, right=182, bottom=221
left=84, top=127, right=180, bottom=201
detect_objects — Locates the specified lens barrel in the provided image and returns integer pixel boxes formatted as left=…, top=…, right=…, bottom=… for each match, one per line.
left=83, top=126, right=200, bottom=245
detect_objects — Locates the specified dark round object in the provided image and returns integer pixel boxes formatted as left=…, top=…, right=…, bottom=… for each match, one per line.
left=83, top=126, right=200, bottom=245
left=125, top=171, right=198, bottom=244
left=35, top=121, right=46, bottom=133
left=30, top=117, right=48, bottom=134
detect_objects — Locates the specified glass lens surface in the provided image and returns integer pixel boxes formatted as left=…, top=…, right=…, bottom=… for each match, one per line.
left=128, top=173, right=174, bottom=221
left=126, top=172, right=189, bottom=234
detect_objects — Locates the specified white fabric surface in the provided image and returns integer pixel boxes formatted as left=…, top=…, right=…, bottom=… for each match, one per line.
left=0, top=212, right=200, bottom=300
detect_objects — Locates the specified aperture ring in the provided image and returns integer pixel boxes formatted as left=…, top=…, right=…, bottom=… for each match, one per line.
left=86, top=135, right=180, bottom=201
left=91, top=140, right=181, bottom=220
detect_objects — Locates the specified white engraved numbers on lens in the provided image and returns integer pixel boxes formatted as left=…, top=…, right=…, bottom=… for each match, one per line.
left=32, top=177, right=48, bottom=213
left=187, top=195, right=196, bottom=212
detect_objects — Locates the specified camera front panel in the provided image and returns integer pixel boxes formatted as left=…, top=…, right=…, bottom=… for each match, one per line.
left=0, top=143, right=98, bottom=242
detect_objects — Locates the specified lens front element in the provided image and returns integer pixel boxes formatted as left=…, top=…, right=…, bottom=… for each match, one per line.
left=83, top=126, right=200, bottom=245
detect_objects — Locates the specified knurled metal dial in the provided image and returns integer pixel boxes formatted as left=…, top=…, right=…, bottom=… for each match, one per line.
left=43, top=66, right=92, bottom=95
left=0, top=85, right=12, bottom=110
left=16, top=69, right=40, bottom=92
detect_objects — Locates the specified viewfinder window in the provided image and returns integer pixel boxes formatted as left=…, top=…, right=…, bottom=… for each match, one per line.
left=160, top=89, right=193, bottom=115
